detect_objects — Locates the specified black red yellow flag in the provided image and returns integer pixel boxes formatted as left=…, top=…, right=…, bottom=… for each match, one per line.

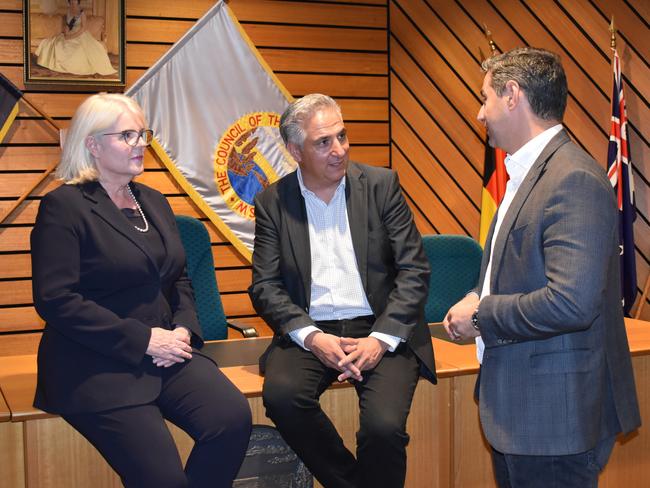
left=479, top=144, right=508, bottom=247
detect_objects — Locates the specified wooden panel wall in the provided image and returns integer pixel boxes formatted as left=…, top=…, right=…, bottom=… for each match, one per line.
left=1, top=0, right=648, bottom=352
left=0, top=0, right=389, bottom=350
left=391, top=0, right=650, bottom=319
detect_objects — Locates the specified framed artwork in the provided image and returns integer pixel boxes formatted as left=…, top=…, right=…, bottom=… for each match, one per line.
left=23, top=0, right=125, bottom=89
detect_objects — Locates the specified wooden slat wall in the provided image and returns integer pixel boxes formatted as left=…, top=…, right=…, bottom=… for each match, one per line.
left=1, top=0, right=648, bottom=349
left=0, top=0, right=388, bottom=346
left=390, top=0, right=650, bottom=320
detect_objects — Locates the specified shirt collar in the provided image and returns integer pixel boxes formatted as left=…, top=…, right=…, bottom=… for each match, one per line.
left=296, top=166, right=346, bottom=198
left=505, top=124, right=563, bottom=189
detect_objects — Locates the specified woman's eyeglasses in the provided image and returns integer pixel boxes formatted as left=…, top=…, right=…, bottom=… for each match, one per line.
left=102, top=129, right=154, bottom=147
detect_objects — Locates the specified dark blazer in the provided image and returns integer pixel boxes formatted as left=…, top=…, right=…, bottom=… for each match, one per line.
left=249, top=162, right=436, bottom=382
left=31, top=181, right=203, bottom=414
left=476, top=130, right=641, bottom=455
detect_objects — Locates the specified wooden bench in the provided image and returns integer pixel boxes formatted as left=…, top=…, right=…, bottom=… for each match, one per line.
left=1, top=322, right=649, bottom=488
left=0, top=389, right=9, bottom=422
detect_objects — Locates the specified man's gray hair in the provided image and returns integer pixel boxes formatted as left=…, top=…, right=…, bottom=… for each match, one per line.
left=279, top=94, right=342, bottom=146
left=482, top=47, right=567, bottom=121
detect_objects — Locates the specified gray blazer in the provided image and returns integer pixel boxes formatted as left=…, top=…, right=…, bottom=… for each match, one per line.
left=476, top=130, right=641, bottom=455
left=249, top=162, right=436, bottom=382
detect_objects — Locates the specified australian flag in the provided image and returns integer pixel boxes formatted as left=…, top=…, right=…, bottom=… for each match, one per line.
left=607, top=49, right=637, bottom=316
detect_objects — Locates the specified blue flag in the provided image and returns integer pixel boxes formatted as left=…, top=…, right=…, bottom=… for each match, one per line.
left=606, top=49, right=637, bottom=316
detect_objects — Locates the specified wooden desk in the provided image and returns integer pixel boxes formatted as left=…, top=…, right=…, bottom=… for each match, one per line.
left=0, top=354, right=45, bottom=422
left=0, top=356, right=27, bottom=486
left=625, top=317, right=650, bottom=355
left=430, top=336, right=479, bottom=375
left=0, top=320, right=648, bottom=488
left=0, top=390, right=9, bottom=422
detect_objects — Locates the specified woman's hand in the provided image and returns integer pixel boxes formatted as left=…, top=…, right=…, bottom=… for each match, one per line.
left=147, top=327, right=192, bottom=367
left=172, top=325, right=191, bottom=344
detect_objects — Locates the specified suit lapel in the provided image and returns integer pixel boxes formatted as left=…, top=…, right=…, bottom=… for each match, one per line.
left=281, top=173, right=312, bottom=305
left=346, top=164, right=368, bottom=289
left=82, top=182, right=159, bottom=272
left=489, top=130, right=570, bottom=291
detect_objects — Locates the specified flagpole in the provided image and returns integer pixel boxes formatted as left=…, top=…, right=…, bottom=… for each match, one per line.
left=21, top=93, right=61, bottom=131
left=0, top=96, right=61, bottom=225
left=483, top=24, right=497, bottom=55
left=0, top=165, right=57, bottom=224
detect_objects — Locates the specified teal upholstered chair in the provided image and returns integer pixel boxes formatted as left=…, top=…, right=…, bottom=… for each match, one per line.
left=421, top=234, right=483, bottom=323
left=175, top=215, right=258, bottom=340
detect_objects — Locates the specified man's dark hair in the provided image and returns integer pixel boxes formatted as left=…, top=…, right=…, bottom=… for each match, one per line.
left=482, top=47, right=568, bottom=121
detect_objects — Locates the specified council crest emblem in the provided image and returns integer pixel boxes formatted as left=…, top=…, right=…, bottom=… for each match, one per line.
left=214, top=112, right=283, bottom=220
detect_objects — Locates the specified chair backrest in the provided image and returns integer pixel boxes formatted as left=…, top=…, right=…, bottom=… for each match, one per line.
left=175, top=215, right=228, bottom=340
left=422, top=234, right=483, bottom=323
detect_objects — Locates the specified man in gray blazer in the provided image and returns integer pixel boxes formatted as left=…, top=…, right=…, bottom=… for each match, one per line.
left=249, top=94, right=435, bottom=488
left=444, top=47, right=640, bottom=487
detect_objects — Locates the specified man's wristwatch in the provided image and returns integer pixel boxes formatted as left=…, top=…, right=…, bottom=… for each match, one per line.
left=471, top=308, right=480, bottom=331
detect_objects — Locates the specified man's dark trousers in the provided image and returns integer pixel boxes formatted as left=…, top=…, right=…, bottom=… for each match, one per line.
left=262, top=316, right=420, bottom=488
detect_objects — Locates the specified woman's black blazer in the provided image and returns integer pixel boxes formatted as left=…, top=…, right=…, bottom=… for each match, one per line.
left=31, top=181, right=203, bottom=414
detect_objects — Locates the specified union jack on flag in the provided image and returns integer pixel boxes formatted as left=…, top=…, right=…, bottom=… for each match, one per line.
left=607, top=49, right=637, bottom=316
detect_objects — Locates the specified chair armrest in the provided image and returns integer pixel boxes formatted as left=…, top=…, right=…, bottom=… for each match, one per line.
left=227, top=321, right=259, bottom=338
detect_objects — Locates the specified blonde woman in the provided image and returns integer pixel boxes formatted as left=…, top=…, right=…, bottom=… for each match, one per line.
left=31, top=94, right=251, bottom=487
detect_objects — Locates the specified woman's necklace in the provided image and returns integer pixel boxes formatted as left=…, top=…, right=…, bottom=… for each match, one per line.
left=125, top=184, right=149, bottom=233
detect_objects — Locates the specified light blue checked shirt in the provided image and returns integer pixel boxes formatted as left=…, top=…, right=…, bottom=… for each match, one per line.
left=288, top=168, right=401, bottom=352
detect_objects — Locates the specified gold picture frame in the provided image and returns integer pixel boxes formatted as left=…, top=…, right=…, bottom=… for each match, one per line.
left=23, top=0, right=125, bottom=89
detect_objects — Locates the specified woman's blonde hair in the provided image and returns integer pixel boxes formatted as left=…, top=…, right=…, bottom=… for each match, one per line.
left=56, top=93, right=146, bottom=184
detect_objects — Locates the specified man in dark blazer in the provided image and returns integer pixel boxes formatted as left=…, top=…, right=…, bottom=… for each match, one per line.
left=444, top=48, right=641, bottom=487
left=249, top=94, right=435, bottom=488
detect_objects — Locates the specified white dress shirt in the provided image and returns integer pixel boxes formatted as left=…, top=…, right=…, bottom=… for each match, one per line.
left=288, top=167, right=401, bottom=351
left=476, top=124, right=563, bottom=363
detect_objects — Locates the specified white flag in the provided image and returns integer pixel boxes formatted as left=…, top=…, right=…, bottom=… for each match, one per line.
left=127, top=0, right=295, bottom=261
